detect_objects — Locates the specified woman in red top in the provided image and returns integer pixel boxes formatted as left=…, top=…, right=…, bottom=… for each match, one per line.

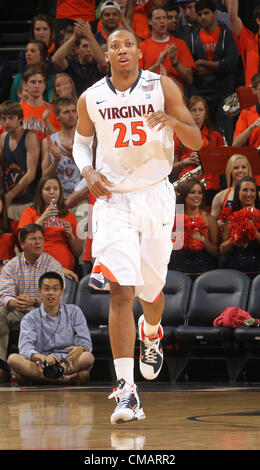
left=18, top=175, right=83, bottom=272
left=170, top=178, right=219, bottom=276
left=0, top=188, right=18, bottom=269
left=211, top=154, right=252, bottom=229
left=173, top=95, right=224, bottom=205
left=220, top=176, right=260, bottom=277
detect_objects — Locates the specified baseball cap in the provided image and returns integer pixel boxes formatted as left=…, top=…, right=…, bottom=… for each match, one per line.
left=100, top=1, right=121, bottom=14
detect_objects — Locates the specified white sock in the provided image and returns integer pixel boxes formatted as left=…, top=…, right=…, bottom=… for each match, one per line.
left=114, top=358, right=134, bottom=385
left=143, top=318, right=161, bottom=338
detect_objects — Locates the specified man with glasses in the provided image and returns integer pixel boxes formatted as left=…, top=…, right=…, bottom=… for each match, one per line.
left=7, top=271, right=94, bottom=386
left=0, top=223, right=65, bottom=382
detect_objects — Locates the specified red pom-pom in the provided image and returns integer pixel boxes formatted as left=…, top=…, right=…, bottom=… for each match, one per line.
left=173, top=215, right=209, bottom=250
left=183, top=215, right=208, bottom=251
left=228, top=207, right=260, bottom=247
left=218, top=206, right=232, bottom=224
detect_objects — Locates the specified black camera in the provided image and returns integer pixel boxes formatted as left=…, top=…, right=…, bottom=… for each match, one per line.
left=41, top=360, right=65, bottom=379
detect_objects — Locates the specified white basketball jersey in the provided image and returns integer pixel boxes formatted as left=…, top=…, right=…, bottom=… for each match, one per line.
left=85, top=70, right=174, bottom=192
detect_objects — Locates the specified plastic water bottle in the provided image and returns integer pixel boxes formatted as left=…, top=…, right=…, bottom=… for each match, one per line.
left=49, top=198, right=57, bottom=224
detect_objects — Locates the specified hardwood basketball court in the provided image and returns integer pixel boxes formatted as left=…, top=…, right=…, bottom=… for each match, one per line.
left=1, top=381, right=260, bottom=452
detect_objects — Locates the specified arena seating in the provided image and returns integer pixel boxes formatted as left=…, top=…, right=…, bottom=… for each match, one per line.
left=62, top=277, right=77, bottom=304
left=233, top=274, right=260, bottom=381
left=173, top=269, right=250, bottom=384
left=72, top=269, right=260, bottom=384
left=0, top=2, right=38, bottom=74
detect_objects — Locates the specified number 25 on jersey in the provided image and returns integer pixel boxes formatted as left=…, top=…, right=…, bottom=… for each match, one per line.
left=114, top=121, right=147, bottom=148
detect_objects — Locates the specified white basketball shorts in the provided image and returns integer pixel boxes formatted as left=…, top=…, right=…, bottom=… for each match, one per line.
left=90, top=179, right=175, bottom=302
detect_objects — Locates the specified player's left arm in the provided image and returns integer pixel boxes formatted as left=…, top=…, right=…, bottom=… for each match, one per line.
left=145, top=76, right=203, bottom=150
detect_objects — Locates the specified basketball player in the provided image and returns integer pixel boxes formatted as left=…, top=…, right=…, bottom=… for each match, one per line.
left=73, top=28, right=202, bottom=424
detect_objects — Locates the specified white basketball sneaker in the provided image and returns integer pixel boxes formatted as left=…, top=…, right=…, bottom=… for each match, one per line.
left=138, top=314, right=164, bottom=380
left=109, top=379, right=146, bottom=425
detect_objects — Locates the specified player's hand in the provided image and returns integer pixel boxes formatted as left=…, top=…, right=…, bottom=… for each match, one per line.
left=82, top=167, right=114, bottom=199
left=144, top=111, right=175, bottom=131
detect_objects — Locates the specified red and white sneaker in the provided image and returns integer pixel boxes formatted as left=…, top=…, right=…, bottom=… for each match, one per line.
left=138, top=314, right=164, bottom=380
left=109, top=379, right=146, bottom=425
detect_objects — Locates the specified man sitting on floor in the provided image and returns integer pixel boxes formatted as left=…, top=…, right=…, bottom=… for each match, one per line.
left=0, top=223, right=66, bottom=382
left=7, top=271, right=94, bottom=385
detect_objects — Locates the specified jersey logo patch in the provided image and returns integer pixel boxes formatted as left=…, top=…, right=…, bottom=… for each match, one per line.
left=142, top=82, right=155, bottom=92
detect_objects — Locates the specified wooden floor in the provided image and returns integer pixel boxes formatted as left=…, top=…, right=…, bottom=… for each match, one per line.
left=1, top=381, right=260, bottom=452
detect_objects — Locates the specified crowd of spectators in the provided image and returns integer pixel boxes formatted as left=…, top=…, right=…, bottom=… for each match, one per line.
left=0, top=0, right=259, bottom=383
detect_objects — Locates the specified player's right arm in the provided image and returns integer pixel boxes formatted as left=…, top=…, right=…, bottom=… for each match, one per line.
left=223, top=0, right=242, bottom=37
left=73, top=93, right=113, bottom=199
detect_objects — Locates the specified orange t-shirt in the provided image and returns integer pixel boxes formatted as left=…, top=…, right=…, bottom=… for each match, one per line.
left=139, top=36, right=196, bottom=91
left=199, top=26, right=221, bottom=61
left=233, top=104, right=260, bottom=185
left=20, top=102, right=61, bottom=141
left=18, top=207, right=78, bottom=270
left=233, top=105, right=260, bottom=147
left=0, top=220, right=19, bottom=261
left=233, top=25, right=259, bottom=87
left=132, top=0, right=152, bottom=40
left=56, top=0, right=96, bottom=22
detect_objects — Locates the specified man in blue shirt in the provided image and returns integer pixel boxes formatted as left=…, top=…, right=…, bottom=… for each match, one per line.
left=7, top=271, right=94, bottom=385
